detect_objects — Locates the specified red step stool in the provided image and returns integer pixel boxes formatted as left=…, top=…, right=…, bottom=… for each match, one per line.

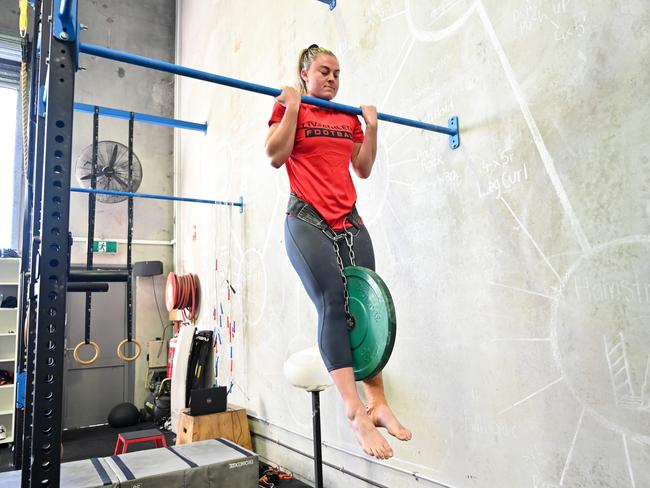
left=114, top=428, right=168, bottom=455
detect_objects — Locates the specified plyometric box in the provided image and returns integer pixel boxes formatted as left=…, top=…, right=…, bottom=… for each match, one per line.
left=0, top=438, right=257, bottom=488
left=176, top=405, right=253, bottom=450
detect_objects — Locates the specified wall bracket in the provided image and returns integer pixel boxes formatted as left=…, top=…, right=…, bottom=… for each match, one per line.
left=317, top=0, right=336, bottom=10
left=53, top=0, right=78, bottom=41
left=448, top=116, right=460, bottom=150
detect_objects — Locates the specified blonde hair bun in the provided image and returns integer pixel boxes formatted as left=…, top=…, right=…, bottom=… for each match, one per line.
left=297, top=44, right=336, bottom=94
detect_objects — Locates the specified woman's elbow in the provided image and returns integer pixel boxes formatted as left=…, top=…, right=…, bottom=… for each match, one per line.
left=269, top=158, right=284, bottom=169
left=265, top=145, right=283, bottom=168
left=353, top=161, right=372, bottom=179
left=354, top=168, right=371, bottom=179
left=267, top=152, right=285, bottom=168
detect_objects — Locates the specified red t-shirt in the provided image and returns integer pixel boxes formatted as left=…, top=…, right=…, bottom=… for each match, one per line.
left=268, top=102, right=364, bottom=230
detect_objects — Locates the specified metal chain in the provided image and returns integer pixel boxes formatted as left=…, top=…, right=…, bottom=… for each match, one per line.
left=328, top=220, right=360, bottom=330
left=331, top=237, right=355, bottom=330
left=344, top=224, right=356, bottom=267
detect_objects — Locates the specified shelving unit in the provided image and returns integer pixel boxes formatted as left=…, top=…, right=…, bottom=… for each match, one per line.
left=0, top=257, right=20, bottom=444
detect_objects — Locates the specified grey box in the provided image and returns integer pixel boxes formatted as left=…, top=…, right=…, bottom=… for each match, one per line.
left=0, top=457, right=119, bottom=488
left=147, top=339, right=168, bottom=368
left=0, top=438, right=258, bottom=488
left=108, top=438, right=258, bottom=487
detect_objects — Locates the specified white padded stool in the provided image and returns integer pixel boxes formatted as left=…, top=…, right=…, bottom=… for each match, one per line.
left=284, top=347, right=332, bottom=488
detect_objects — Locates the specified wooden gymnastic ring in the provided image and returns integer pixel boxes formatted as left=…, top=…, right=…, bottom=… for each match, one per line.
left=116, top=339, right=142, bottom=362
left=73, top=341, right=101, bottom=366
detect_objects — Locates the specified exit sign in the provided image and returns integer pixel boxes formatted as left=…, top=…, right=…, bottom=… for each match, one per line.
left=92, top=240, right=118, bottom=254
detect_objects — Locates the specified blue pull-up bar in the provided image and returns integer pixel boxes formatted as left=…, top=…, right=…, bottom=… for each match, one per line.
left=317, top=0, right=337, bottom=10
left=74, top=103, right=208, bottom=133
left=78, top=42, right=460, bottom=149
left=71, top=187, right=244, bottom=212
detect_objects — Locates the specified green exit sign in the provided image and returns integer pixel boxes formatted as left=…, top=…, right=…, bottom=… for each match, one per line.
left=92, top=240, right=118, bottom=254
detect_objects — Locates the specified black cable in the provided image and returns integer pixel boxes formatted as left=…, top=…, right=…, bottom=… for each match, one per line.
left=150, top=275, right=168, bottom=329
left=156, top=323, right=173, bottom=361
left=151, top=276, right=172, bottom=359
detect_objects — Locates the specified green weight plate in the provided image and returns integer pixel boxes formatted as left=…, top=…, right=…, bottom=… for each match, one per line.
left=344, top=266, right=397, bottom=381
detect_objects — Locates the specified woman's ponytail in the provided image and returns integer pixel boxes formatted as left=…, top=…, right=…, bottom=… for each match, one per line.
left=296, top=44, right=335, bottom=94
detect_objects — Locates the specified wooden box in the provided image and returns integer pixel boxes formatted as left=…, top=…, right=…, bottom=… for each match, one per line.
left=175, top=404, right=252, bottom=451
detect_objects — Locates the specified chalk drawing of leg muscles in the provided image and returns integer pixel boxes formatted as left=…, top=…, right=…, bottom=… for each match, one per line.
left=604, top=332, right=640, bottom=409
left=604, top=329, right=650, bottom=411
left=643, top=344, right=650, bottom=410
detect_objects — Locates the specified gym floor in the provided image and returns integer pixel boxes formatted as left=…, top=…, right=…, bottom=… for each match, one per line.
left=0, top=423, right=310, bottom=487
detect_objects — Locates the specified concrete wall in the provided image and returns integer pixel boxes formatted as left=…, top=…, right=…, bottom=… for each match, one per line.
left=175, top=1, right=650, bottom=487
left=0, top=0, right=175, bottom=409
left=0, top=1, right=19, bottom=36
left=71, top=0, right=175, bottom=409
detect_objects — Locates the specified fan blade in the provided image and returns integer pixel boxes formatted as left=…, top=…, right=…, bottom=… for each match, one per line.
left=108, top=144, right=119, bottom=169
left=97, top=148, right=107, bottom=167
left=79, top=174, right=95, bottom=181
left=112, top=174, right=130, bottom=191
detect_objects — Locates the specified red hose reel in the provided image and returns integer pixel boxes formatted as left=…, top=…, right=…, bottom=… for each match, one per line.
left=165, top=272, right=199, bottom=322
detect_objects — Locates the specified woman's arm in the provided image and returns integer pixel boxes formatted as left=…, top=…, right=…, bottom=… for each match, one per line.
left=351, top=105, right=378, bottom=178
left=265, top=86, right=301, bottom=168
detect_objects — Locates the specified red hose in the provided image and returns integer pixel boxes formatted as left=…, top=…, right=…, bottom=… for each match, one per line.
left=165, top=272, right=198, bottom=321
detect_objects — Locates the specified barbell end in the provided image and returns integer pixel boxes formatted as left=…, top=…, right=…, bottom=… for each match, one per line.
left=448, top=116, right=460, bottom=150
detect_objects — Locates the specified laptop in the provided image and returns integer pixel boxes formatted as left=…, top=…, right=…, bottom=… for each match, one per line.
left=189, top=386, right=227, bottom=416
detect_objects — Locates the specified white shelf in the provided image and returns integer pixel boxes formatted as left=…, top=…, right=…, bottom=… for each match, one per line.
left=0, top=259, right=18, bottom=445
left=0, top=308, right=18, bottom=335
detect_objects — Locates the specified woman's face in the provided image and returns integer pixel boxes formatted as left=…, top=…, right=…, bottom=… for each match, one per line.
left=301, top=54, right=340, bottom=100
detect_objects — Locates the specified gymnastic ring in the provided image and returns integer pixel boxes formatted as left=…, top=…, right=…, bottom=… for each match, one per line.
left=73, top=341, right=101, bottom=366
left=116, top=339, right=142, bottom=362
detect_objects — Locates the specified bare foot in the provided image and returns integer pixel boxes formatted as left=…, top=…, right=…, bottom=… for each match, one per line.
left=366, top=403, right=412, bottom=441
left=348, top=407, right=394, bottom=459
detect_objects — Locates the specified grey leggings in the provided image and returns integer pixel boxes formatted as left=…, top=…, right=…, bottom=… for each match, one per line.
left=284, top=215, right=375, bottom=371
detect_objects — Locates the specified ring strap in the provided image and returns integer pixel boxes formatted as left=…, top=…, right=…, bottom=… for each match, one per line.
left=83, top=106, right=100, bottom=346
left=126, top=112, right=135, bottom=342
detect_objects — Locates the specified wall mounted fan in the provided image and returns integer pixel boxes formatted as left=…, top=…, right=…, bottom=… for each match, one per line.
left=75, top=140, right=143, bottom=203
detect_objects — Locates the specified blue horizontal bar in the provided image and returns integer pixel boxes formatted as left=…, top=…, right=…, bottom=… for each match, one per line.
left=74, top=102, right=207, bottom=133
left=79, top=42, right=458, bottom=138
left=317, top=0, right=337, bottom=10
left=71, top=187, right=244, bottom=210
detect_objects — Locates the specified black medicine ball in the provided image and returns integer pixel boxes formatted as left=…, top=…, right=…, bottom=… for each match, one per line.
left=107, top=402, right=140, bottom=428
